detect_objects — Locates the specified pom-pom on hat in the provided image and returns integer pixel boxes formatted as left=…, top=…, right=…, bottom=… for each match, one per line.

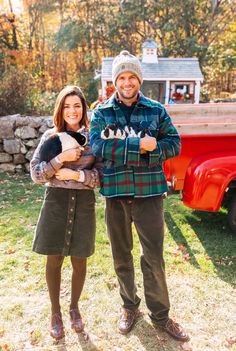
left=112, top=50, right=143, bottom=85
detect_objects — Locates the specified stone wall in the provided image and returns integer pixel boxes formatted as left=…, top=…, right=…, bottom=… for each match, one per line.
left=0, top=114, right=53, bottom=173
left=0, top=103, right=235, bottom=173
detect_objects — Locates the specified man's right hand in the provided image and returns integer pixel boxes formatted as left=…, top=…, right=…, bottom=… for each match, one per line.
left=57, top=147, right=82, bottom=163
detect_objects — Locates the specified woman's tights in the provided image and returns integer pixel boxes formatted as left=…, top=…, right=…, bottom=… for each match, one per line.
left=46, top=255, right=87, bottom=314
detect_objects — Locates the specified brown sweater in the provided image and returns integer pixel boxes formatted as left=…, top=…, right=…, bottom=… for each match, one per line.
left=30, top=128, right=102, bottom=190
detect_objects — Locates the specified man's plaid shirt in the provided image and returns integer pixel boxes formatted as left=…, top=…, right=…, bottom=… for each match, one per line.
left=90, top=92, right=181, bottom=198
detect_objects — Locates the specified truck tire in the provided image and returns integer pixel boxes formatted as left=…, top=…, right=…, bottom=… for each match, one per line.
left=228, top=195, right=236, bottom=234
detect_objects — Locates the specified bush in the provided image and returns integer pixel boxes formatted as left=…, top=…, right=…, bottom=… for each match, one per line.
left=0, top=65, right=99, bottom=116
left=26, top=90, right=57, bottom=115
left=199, top=85, right=210, bottom=103
left=0, top=66, right=30, bottom=116
left=78, top=72, right=99, bottom=105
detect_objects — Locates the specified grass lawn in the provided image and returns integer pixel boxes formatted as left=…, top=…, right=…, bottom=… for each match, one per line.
left=0, top=173, right=235, bottom=351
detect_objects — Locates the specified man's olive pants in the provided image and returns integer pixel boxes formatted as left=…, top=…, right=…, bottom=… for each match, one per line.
left=105, top=196, right=170, bottom=325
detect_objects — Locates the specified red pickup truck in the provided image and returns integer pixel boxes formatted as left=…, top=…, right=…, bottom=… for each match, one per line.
left=164, top=103, right=236, bottom=234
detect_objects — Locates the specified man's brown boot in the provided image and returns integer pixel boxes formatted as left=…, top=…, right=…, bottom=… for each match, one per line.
left=118, top=308, right=141, bottom=335
left=155, top=318, right=190, bottom=342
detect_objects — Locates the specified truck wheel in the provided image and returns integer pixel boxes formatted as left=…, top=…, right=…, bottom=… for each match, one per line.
left=228, top=195, right=236, bottom=234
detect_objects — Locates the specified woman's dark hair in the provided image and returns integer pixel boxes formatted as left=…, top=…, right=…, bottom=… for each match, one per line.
left=53, top=86, right=89, bottom=132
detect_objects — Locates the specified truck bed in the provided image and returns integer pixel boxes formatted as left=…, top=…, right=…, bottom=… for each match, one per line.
left=166, top=102, right=236, bottom=135
left=163, top=103, right=236, bottom=190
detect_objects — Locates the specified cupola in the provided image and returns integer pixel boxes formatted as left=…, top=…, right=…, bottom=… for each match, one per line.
left=142, top=39, right=158, bottom=64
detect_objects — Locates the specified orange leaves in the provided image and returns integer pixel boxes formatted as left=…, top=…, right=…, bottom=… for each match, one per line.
left=29, top=330, right=40, bottom=345
left=181, top=343, right=193, bottom=351
left=172, top=243, right=192, bottom=263
left=225, top=336, right=236, bottom=348
left=60, top=286, right=69, bottom=297
left=24, top=257, right=30, bottom=271
left=4, top=249, right=16, bottom=254
left=215, top=255, right=234, bottom=266
left=3, top=250, right=31, bottom=271
left=0, top=344, right=10, bottom=351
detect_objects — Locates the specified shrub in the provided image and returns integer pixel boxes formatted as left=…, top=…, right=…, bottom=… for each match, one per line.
left=0, top=66, right=30, bottom=116
left=26, top=90, right=57, bottom=115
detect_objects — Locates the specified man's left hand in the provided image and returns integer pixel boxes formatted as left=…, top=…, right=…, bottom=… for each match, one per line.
left=140, top=136, right=157, bottom=152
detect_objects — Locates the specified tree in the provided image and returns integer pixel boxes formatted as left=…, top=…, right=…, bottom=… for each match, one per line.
left=0, top=0, right=19, bottom=50
left=0, top=0, right=235, bottom=115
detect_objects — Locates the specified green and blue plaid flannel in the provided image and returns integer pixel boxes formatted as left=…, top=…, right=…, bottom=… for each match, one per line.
left=90, top=92, right=181, bottom=198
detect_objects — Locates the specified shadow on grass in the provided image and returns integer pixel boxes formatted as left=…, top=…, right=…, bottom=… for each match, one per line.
left=76, top=331, right=100, bottom=351
left=52, top=338, right=68, bottom=351
left=48, top=332, right=100, bottom=351
left=186, top=210, right=236, bottom=286
left=165, top=211, right=201, bottom=269
left=165, top=209, right=236, bottom=286
left=132, top=317, right=185, bottom=351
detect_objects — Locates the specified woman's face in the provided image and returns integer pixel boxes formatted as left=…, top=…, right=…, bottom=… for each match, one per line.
left=63, top=95, right=83, bottom=131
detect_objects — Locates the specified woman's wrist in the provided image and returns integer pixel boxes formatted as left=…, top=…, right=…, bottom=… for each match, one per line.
left=54, top=155, right=63, bottom=165
left=76, top=170, right=85, bottom=182
left=57, top=153, right=64, bottom=163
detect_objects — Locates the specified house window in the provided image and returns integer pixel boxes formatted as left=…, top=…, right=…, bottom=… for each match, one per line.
left=147, top=48, right=154, bottom=55
left=175, top=84, right=189, bottom=94
left=172, top=84, right=193, bottom=102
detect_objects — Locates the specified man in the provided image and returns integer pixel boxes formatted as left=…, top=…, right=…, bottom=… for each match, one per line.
left=90, top=50, right=189, bottom=342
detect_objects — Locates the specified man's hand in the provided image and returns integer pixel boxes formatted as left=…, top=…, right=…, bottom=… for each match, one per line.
left=57, top=147, right=82, bottom=163
left=55, top=168, right=80, bottom=181
left=140, top=136, right=157, bottom=152
left=140, top=148, right=147, bottom=154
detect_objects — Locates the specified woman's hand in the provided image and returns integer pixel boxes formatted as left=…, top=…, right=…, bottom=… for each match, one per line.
left=57, top=147, right=82, bottom=163
left=55, top=168, right=80, bottom=181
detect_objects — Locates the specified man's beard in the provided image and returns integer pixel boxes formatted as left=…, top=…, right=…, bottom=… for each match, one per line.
left=119, top=90, right=138, bottom=100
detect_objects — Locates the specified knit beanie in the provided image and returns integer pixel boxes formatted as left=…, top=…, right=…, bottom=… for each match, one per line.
left=112, top=50, right=143, bottom=85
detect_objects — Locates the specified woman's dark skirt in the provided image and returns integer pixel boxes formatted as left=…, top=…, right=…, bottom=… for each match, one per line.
left=33, top=187, right=96, bottom=257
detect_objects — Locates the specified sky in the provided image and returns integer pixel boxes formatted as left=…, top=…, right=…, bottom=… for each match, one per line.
left=1, top=0, right=23, bottom=14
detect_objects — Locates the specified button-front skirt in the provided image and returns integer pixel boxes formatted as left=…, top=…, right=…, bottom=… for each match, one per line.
left=33, top=187, right=96, bottom=257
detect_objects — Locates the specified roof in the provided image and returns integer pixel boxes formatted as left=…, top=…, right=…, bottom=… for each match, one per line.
left=101, top=57, right=204, bottom=81
left=142, top=39, right=158, bottom=49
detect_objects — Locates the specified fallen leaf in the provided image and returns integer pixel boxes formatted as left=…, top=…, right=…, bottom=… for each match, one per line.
left=25, top=190, right=34, bottom=194
left=183, top=253, right=191, bottom=261
left=4, top=249, right=16, bottom=254
left=82, top=331, right=90, bottom=342
left=177, top=243, right=186, bottom=252
left=172, top=251, right=181, bottom=257
left=106, top=280, right=117, bottom=290
left=156, top=334, right=167, bottom=342
left=30, top=330, right=40, bottom=345
left=205, top=255, right=211, bottom=260
left=225, top=336, right=236, bottom=348
left=35, top=199, right=42, bottom=202
left=24, top=260, right=30, bottom=270
left=60, top=287, right=69, bottom=297
left=181, top=343, right=193, bottom=351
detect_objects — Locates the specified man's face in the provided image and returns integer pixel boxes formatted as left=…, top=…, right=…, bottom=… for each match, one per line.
left=115, top=71, right=140, bottom=104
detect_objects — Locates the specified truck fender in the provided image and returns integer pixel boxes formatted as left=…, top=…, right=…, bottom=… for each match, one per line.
left=182, top=151, right=236, bottom=212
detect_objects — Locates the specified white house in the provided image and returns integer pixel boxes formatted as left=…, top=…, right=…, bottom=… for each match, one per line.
left=100, top=39, right=204, bottom=104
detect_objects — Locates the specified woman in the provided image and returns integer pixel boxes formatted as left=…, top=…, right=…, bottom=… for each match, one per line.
left=30, top=86, right=101, bottom=340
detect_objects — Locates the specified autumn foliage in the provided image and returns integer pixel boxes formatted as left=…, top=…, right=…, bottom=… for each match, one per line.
left=0, top=0, right=235, bottom=115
